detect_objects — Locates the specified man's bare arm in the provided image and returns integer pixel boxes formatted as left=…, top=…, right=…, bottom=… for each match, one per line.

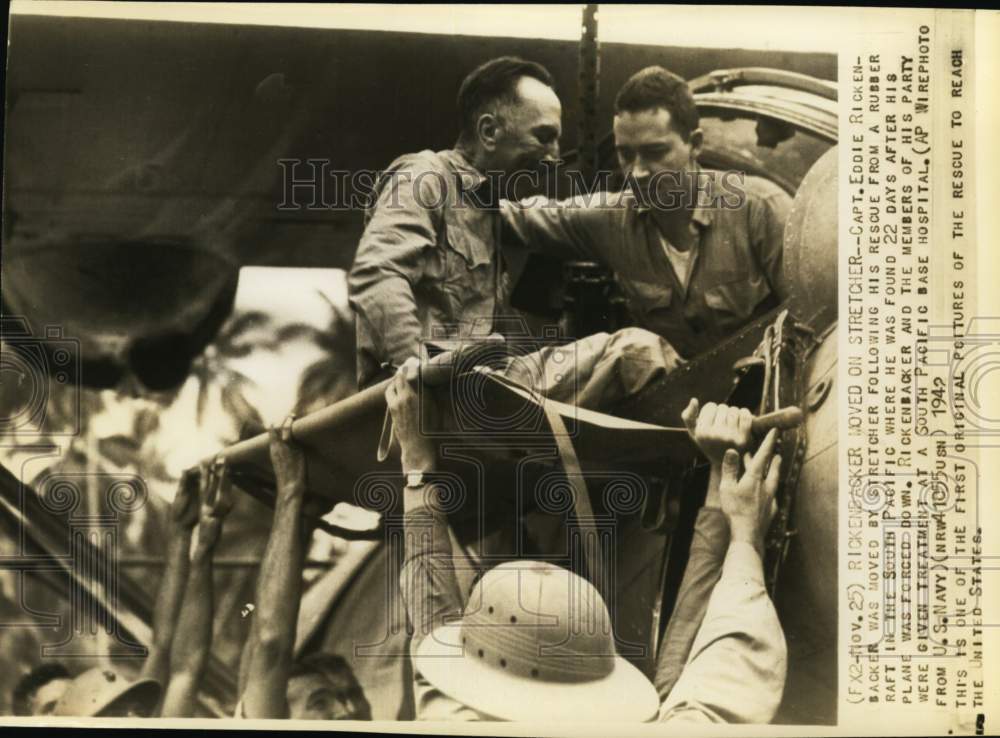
left=140, top=469, right=200, bottom=691
left=238, top=416, right=308, bottom=719
left=659, top=431, right=787, bottom=723
left=160, top=461, right=234, bottom=717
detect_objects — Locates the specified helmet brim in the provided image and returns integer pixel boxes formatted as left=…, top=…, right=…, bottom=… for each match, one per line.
left=415, top=624, right=659, bottom=722
left=95, top=677, right=162, bottom=717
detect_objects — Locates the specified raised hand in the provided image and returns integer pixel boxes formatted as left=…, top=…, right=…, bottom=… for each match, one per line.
left=681, top=398, right=754, bottom=468
left=268, top=414, right=307, bottom=496
left=203, top=457, right=235, bottom=521
left=191, top=458, right=233, bottom=558
left=170, top=467, right=202, bottom=532
left=385, top=357, right=438, bottom=475
left=718, top=428, right=781, bottom=553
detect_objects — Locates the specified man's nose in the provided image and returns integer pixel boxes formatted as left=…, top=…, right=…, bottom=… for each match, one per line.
left=541, top=142, right=560, bottom=162
left=630, top=159, right=651, bottom=180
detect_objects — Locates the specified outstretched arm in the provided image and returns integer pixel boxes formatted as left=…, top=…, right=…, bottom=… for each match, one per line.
left=500, top=195, right=608, bottom=262
left=238, top=416, right=309, bottom=719
left=389, top=359, right=464, bottom=654
left=141, top=469, right=200, bottom=691
left=660, top=430, right=787, bottom=724
left=160, top=461, right=235, bottom=717
left=654, top=399, right=755, bottom=700
left=389, top=359, right=478, bottom=721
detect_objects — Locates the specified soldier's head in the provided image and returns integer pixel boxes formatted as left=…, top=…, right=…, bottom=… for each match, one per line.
left=285, top=653, right=370, bottom=720
left=12, top=663, right=73, bottom=716
left=456, top=57, right=561, bottom=176
left=613, top=66, right=703, bottom=204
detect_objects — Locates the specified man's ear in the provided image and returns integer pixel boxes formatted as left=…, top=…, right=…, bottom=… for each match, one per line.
left=688, top=128, right=704, bottom=162
left=476, top=112, right=500, bottom=151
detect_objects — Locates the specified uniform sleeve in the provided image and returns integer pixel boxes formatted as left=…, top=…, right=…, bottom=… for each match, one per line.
left=411, top=672, right=482, bottom=721
left=747, top=182, right=793, bottom=303
left=399, top=488, right=479, bottom=721
left=398, top=503, right=465, bottom=659
left=500, top=195, right=611, bottom=263
left=653, top=506, right=729, bottom=701
left=348, top=156, right=446, bottom=369
left=658, top=540, right=787, bottom=724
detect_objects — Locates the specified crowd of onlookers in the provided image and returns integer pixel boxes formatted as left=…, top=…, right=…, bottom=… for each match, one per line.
left=12, top=418, right=371, bottom=720
left=13, top=366, right=792, bottom=722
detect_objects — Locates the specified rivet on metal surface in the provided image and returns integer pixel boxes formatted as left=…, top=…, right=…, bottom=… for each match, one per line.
left=807, top=378, right=832, bottom=411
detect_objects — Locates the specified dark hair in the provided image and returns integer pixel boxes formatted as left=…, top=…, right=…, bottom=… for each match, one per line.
left=614, top=66, right=699, bottom=141
left=289, top=653, right=354, bottom=681
left=289, top=653, right=371, bottom=719
left=457, top=56, right=555, bottom=141
left=12, top=663, right=70, bottom=716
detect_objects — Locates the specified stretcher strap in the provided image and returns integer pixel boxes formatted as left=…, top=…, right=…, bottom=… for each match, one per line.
left=542, top=400, right=606, bottom=603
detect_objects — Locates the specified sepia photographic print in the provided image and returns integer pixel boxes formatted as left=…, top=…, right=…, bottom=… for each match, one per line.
left=0, top=3, right=996, bottom=734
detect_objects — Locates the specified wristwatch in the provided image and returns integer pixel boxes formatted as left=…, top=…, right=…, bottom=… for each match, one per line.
left=405, top=471, right=433, bottom=489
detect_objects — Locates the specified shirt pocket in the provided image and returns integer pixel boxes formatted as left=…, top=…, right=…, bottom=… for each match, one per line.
left=441, top=207, right=496, bottom=326
left=624, top=279, right=673, bottom=320
left=702, top=274, right=771, bottom=331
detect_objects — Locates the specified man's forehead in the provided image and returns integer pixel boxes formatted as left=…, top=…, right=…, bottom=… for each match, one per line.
left=614, top=107, right=681, bottom=141
left=512, top=76, right=561, bottom=117
left=288, top=672, right=332, bottom=692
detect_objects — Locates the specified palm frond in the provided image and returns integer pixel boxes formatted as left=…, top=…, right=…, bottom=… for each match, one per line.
left=220, top=384, right=264, bottom=430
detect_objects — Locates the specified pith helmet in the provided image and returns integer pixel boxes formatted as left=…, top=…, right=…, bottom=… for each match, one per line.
left=414, top=560, right=659, bottom=722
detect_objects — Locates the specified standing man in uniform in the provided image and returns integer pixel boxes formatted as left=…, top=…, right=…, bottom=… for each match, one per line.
left=502, top=65, right=792, bottom=362
left=348, top=56, right=562, bottom=389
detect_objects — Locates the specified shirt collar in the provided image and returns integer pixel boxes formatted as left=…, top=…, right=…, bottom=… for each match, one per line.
left=438, top=148, right=501, bottom=208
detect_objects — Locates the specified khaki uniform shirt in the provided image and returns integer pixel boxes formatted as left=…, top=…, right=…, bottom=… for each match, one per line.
left=501, top=170, right=792, bottom=358
left=348, top=149, right=508, bottom=387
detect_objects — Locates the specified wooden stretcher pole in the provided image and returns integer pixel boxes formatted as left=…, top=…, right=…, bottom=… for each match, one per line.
left=214, top=335, right=507, bottom=467
left=215, top=374, right=802, bottom=470
left=215, top=378, right=391, bottom=467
